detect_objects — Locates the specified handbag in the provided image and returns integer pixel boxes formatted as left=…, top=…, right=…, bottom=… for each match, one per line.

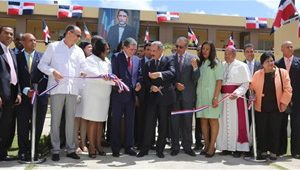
left=278, top=68, right=292, bottom=114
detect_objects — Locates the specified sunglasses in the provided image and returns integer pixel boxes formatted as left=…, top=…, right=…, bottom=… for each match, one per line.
left=70, top=31, right=81, bottom=38
left=176, top=45, right=185, bottom=49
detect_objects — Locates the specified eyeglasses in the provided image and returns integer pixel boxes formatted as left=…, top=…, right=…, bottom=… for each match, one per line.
left=70, top=31, right=81, bottom=38
left=176, top=45, right=185, bottom=49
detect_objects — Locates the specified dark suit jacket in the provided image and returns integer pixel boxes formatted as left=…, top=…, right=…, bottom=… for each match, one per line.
left=172, top=52, right=199, bottom=104
left=243, top=59, right=261, bottom=75
left=111, top=51, right=140, bottom=103
left=107, top=24, right=136, bottom=50
left=137, top=57, right=151, bottom=104
left=16, top=51, right=48, bottom=105
left=0, top=45, right=20, bottom=101
left=144, top=56, right=176, bottom=106
left=276, top=56, right=300, bottom=104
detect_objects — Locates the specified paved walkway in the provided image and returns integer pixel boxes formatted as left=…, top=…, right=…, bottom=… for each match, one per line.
left=1, top=115, right=300, bottom=169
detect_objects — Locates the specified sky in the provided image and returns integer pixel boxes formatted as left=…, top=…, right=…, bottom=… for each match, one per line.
left=2, top=0, right=300, bottom=18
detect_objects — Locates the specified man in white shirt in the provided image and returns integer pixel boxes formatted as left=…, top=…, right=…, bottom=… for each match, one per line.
left=38, top=25, right=86, bottom=161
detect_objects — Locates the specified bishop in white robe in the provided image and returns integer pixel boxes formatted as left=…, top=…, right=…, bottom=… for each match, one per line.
left=217, top=46, right=251, bottom=153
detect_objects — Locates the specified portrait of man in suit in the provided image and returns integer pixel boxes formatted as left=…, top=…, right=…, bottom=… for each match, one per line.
left=106, top=9, right=137, bottom=51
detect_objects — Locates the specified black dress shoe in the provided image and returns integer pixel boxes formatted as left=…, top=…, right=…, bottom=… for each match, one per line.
left=19, top=153, right=29, bottom=162
left=98, top=150, right=106, bottom=156
left=232, top=151, right=241, bottom=158
left=101, top=140, right=110, bottom=147
left=170, top=150, right=179, bottom=156
left=185, top=150, right=196, bottom=157
left=112, top=152, right=120, bottom=157
left=219, top=150, right=232, bottom=155
left=66, top=152, right=80, bottom=159
left=150, top=145, right=156, bottom=150
left=51, top=154, right=60, bottom=161
left=244, top=151, right=253, bottom=157
left=125, top=149, right=137, bottom=156
left=156, top=152, right=165, bottom=158
left=292, top=154, right=300, bottom=159
left=193, top=144, right=204, bottom=151
left=200, top=150, right=207, bottom=155
left=137, top=151, right=148, bottom=157
left=0, top=155, right=18, bottom=161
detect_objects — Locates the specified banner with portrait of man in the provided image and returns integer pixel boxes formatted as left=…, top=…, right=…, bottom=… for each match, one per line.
left=98, top=8, right=140, bottom=52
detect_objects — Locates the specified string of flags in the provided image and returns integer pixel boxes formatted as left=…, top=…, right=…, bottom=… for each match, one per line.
left=245, top=17, right=267, bottom=29
left=7, top=1, right=35, bottom=15
left=156, top=11, right=179, bottom=23
left=6, top=0, right=300, bottom=46
left=58, top=5, right=83, bottom=19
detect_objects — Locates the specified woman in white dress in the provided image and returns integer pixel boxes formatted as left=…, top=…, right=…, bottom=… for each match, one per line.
left=75, top=41, right=92, bottom=154
left=81, top=38, right=114, bottom=158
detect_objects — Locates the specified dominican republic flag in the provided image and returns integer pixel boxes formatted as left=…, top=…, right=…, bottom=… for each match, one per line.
left=271, top=0, right=299, bottom=35
left=156, top=11, right=179, bottom=23
left=42, top=19, right=51, bottom=45
left=7, top=1, right=35, bottom=15
left=188, top=26, right=198, bottom=47
left=83, top=22, right=91, bottom=40
left=245, top=17, right=268, bottom=29
left=226, top=32, right=234, bottom=47
left=144, top=26, right=150, bottom=43
left=58, top=5, right=83, bottom=18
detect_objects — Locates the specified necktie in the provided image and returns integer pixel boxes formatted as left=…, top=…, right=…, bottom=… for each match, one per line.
left=28, top=54, right=32, bottom=72
left=179, top=55, right=183, bottom=71
left=286, top=58, right=291, bottom=72
left=247, top=61, right=252, bottom=75
left=155, top=60, right=159, bottom=70
left=127, top=57, right=132, bottom=73
left=5, top=48, right=17, bottom=85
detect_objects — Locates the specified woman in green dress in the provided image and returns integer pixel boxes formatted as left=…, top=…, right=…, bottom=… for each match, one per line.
left=195, top=41, right=223, bottom=157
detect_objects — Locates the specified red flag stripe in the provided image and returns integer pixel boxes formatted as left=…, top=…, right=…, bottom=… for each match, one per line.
left=73, top=5, right=83, bottom=10
left=7, top=8, right=19, bottom=15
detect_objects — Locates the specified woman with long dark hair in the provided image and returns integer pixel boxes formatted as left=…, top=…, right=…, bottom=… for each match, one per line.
left=195, top=41, right=223, bottom=157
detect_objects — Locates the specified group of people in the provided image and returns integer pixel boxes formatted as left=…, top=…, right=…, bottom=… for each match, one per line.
left=0, top=24, right=299, bottom=164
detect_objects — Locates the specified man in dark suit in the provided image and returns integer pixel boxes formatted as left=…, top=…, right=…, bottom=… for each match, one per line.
left=111, top=37, right=141, bottom=157
left=243, top=43, right=261, bottom=126
left=135, top=43, right=152, bottom=149
left=275, top=41, right=300, bottom=159
left=170, top=37, right=199, bottom=157
left=16, top=33, right=48, bottom=161
left=137, top=41, right=176, bottom=158
left=107, top=9, right=136, bottom=51
left=0, top=26, right=22, bottom=161
left=12, top=33, right=24, bottom=55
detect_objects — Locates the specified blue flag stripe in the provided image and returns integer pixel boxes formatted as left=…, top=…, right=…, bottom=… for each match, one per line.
left=8, top=1, right=20, bottom=6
